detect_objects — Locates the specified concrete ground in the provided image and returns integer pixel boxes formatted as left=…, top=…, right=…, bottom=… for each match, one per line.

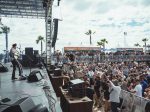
left=0, top=63, right=62, bottom=112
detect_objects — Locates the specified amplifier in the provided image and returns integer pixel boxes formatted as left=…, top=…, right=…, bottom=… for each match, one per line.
left=69, top=79, right=85, bottom=98
left=54, top=68, right=62, bottom=76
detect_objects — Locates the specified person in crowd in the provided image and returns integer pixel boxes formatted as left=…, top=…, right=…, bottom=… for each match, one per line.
left=108, top=79, right=121, bottom=112
left=87, top=68, right=94, bottom=85
left=101, top=78, right=110, bottom=112
left=145, top=101, right=150, bottom=112
left=62, top=76, right=70, bottom=89
left=131, top=79, right=142, bottom=97
left=85, top=81, right=94, bottom=101
left=140, top=75, right=148, bottom=96
left=94, top=76, right=101, bottom=108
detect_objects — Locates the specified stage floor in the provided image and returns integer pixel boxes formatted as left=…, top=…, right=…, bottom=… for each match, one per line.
left=0, top=63, right=62, bottom=112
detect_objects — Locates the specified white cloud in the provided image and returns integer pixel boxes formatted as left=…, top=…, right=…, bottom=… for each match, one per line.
left=1, top=0, right=150, bottom=53
left=0, top=18, right=45, bottom=53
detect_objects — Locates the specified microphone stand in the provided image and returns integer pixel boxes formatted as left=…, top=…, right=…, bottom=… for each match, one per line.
left=25, top=54, right=33, bottom=74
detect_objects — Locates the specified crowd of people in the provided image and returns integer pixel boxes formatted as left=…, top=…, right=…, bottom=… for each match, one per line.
left=51, top=49, right=150, bottom=111
left=54, top=49, right=150, bottom=64
left=61, top=59, right=150, bottom=112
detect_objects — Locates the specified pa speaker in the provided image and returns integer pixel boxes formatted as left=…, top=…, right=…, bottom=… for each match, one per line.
left=34, top=50, right=39, bottom=55
left=27, top=70, right=43, bottom=82
left=52, top=19, right=58, bottom=47
left=25, top=47, right=33, bottom=56
left=29, top=104, right=48, bottom=112
left=0, top=63, right=8, bottom=72
left=54, top=68, right=62, bottom=76
left=2, top=97, right=35, bottom=112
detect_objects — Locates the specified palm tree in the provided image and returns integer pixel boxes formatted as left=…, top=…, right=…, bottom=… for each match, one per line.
left=142, top=38, right=148, bottom=52
left=0, top=26, right=10, bottom=63
left=36, top=36, right=45, bottom=55
left=85, top=29, right=95, bottom=45
left=134, top=43, right=141, bottom=47
left=97, top=41, right=104, bottom=48
left=97, top=41, right=104, bottom=52
left=147, top=44, right=150, bottom=52
left=100, top=38, right=108, bottom=51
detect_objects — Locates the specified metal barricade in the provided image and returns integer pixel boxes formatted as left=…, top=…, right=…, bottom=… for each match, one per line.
left=120, top=90, right=150, bottom=112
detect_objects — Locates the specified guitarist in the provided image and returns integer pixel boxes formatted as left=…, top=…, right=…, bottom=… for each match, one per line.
left=10, top=43, right=23, bottom=80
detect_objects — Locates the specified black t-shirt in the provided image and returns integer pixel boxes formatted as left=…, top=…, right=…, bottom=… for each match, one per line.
left=145, top=101, right=150, bottom=112
left=94, top=80, right=101, bottom=91
left=101, top=82, right=110, bottom=100
left=86, top=87, right=94, bottom=100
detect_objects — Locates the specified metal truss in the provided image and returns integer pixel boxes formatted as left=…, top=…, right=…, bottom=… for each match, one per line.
left=0, top=0, right=46, bottom=19
left=0, top=0, right=54, bottom=68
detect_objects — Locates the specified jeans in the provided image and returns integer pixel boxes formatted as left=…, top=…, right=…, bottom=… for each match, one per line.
left=11, top=59, right=23, bottom=79
left=111, top=102, right=119, bottom=112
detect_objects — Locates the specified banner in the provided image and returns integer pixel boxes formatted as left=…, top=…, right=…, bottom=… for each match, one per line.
left=64, top=47, right=100, bottom=51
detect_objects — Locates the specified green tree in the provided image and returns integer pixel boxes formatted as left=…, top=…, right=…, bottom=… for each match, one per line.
left=36, top=36, right=45, bottom=55
left=142, top=38, right=148, bottom=52
left=97, top=41, right=104, bottom=48
left=134, top=43, right=141, bottom=47
left=100, top=38, right=108, bottom=51
left=85, top=29, right=95, bottom=45
left=97, top=41, right=104, bottom=52
left=0, top=26, right=10, bottom=63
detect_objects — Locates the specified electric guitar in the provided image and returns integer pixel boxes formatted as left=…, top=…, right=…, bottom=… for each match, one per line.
left=14, top=51, right=20, bottom=60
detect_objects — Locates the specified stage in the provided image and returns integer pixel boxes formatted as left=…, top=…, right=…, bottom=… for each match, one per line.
left=0, top=63, right=62, bottom=112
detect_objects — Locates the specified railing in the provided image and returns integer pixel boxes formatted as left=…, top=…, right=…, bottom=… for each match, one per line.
left=120, top=90, right=150, bottom=112
left=52, top=55, right=150, bottom=63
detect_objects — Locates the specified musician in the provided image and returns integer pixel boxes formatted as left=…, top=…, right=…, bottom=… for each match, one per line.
left=10, top=43, right=23, bottom=80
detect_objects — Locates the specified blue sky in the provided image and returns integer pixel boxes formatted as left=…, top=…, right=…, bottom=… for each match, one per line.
left=0, top=0, right=150, bottom=53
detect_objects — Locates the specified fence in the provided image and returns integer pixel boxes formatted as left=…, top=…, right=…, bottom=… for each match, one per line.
left=120, top=90, right=150, bottom=112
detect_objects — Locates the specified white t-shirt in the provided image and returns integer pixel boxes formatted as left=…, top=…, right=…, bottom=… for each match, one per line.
left=134, top=84, right=142, bottom=97
left=88, top=71, right=94, bottom=78
left=109, top=81, right=121, bottom=103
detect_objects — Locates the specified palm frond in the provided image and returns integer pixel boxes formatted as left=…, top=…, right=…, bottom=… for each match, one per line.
left=89, top=30, right=92, bottom=34
left=97, top=41, right=104, bottom=46
left=85, top=32, right=90, bottom=35
left=36, top=40, right=39, bottom=44
left=1, top=26, right=10, bottom=33
left=142, top=38, right=148, bottom=42
left=36, top=35, right=45, bottom=44
left=134, top=43, right=141, bottom=47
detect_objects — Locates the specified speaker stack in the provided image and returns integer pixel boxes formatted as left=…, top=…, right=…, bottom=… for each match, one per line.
left=22, top=48, right=35, bottom=67
left=25, top=47, right=34, bottom=63
left=69, top=79, right=86, bottom=98
left=34, top=50, right=39, bottom=55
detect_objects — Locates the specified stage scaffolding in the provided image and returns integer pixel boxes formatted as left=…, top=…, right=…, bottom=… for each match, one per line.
left=0, top=0, right=45, bottom=18
left=0, top=0, right=54, bottom=68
